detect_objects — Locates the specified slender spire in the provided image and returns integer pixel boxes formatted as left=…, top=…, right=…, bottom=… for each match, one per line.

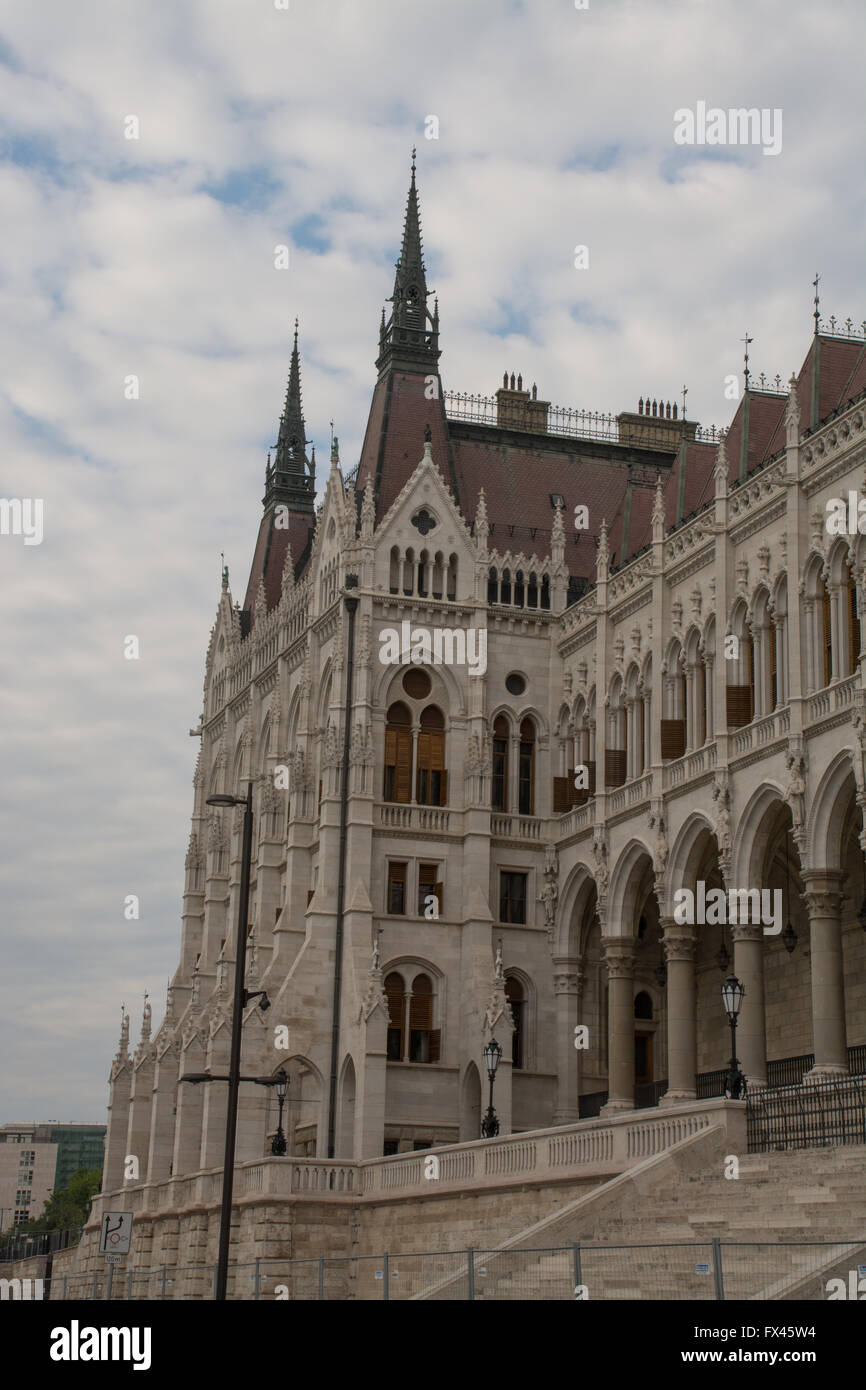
left=376, top=152, right=440, bottom=376
left=265, top=318, right=314, bottom=514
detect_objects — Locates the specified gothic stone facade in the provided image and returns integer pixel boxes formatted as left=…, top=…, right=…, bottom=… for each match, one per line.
left=103, top=164, right=866, bottom=1190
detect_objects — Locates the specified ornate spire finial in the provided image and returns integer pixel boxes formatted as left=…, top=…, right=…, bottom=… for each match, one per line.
left=741, top=332, right=753, bottom=392
left=376, top=152, right=440, bottom=373
left=652, top=474, right=665, bottom=530
left=268, top=319, right=313, bottom=514
left=813, top=272, right=821, bottom=335
left=221, top=552, right=229, bottom=589
left=361, top=481, right=375, bottom=541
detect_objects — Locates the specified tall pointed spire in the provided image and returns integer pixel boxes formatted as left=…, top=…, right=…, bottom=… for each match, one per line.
left=265, top=318, right=315, bottom=513
left=376, top=151, right=440, bottom=377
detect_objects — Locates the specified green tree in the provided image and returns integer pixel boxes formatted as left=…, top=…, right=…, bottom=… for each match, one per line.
left=18, top=1166, right=102, bottom=1236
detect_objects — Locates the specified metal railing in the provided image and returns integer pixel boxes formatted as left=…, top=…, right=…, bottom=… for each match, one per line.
left=0, top=1226, right=80, bottom=1265
left=747, top=1076, right=866, bottom=1153
left=45, top=1239, right=866, bottom=1302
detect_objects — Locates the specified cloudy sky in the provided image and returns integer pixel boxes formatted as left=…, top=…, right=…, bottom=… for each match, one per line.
left=1, top=0, right=863, bottom=1124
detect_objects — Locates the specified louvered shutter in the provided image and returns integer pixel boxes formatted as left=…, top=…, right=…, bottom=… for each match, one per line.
left=395, top=729, right=411, bottom=803
left=553, top=776, right=570, bottom=813
left=660, top=719, right=686, bottom=759
left=428, top=1029, right=441, bottom=1063
left=605, top=749, right=627, bottom=787
left=726, top=686, right=752, bottom=729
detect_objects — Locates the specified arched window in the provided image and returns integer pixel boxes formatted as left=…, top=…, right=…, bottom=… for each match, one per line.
left=417, top=549, right=429, bottom=598
left=661, top=642, right=686, bottom=759
left=820, top=571, right=832, bottom=687
left=447, top=554, right=457, bottom=602
left=409, top=973, right=438, bottom=1062
left=540, top=573, right=551, bottom=610
left=488, top=567, right=498, bottom=605
left=847, top=569, right=861, bottom=676
left=432, top=552, right=444, bottom=600
left=389, top=547, right=400, bottom=594
left=725, top=606, right=753, bottom=728
left=505, top=977, right=524, bottom=1069
left=492, top=714, right=509, bottom=811
left=518, top=717, right=535, bottom=815
left=527, top=571, right=538, bottom=608
left=634, top=991, right=653, bottom=1020
left=606, top=678, right=627, bottom=787
left=384, top=702, right=412, bottom=804
left=417, top=706, right=446, bottom=806
left=385, top=973, right=405, bottom=1061
left=501, top=568, right=512, bottom=605
left=402, top=548, right=415, bottom=596
left=514, top=570, right=525, bottom=607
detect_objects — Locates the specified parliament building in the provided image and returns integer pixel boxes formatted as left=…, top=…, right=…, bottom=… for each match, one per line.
left=91, top=159, right=866, bottom=1282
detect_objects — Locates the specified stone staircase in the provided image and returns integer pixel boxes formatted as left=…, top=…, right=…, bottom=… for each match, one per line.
left=416, top=1129, right=866, bottom=1300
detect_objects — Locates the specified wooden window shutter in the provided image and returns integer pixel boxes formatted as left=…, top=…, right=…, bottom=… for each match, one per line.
left=604, top=749, right=627, bottom=788
left=660, top=719, right=686, bottom=760
left=849, top=580, right=861, bottom=675
left=385, top=727, right=397, bottom=767
left=439, top=769, right=448, bottom=806
left=552, top=776, right=571, bottom=813
left=726, top=686, right=751, bottom=729
left=822, top=584, right=832, bottom=686
left=409, top=990, right=433, bottom=1031
left=428, top=1029, right=441, bottom=1063
left=395, top=730, right=411, bottom=803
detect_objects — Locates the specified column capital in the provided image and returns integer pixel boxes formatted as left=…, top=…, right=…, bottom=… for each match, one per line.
left=729, top=921, right=764, bottom=945
left=552, top=956, right=584, bottom=995
left=601, top=936, right=635, bottom=977
left=661, top=920, right=697, bottom=962
left=801, top=868, right=845, bottom=917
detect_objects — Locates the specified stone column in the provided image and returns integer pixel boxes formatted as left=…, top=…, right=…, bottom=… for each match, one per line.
left=802, top=870, right=848, bottom=1078
left=660, top=918, right=697, bottom=1103
left=731, top=923, right=767, bottom=1088
left=600, top=937, right=635, bottom=1113
left=552, top=959, right=583, bottom=1123
left=803, top=598, right=815, bottom=692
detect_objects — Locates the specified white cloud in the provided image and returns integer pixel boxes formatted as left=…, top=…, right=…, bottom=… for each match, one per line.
left=0, top=0, right=863, bottom=1122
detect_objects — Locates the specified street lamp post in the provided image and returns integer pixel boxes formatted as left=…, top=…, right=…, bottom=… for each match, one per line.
left=721, top=973, right=747, bottom=1100
left=205, top=782, right=254, bottom=1301
left=480, top=1038, right=502, bottom=1138
left=270, top=1068, right=289, bottom=1156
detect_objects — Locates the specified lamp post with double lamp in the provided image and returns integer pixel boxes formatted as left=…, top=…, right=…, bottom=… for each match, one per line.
left=480, top=1038, right=502, bottom=1138
left=721, top=973, right=747, bottom=1100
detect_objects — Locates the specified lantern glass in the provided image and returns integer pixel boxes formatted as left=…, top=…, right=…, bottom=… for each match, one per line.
left=721, top=973, right=745, bottom=1019
left=483, top=1038, right=502, bottom=1078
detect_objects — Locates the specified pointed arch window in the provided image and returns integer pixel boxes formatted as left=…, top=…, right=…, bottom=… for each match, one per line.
left=409, top=973, right=439, bottom=1062
left=848, top=571, right=861, bottom=676
left=518, top=717, right=535, bottom=815
left=820, top=574, right=832, bottom=686
left=416, top=705, right=447, bottom=806
left=385, top=973, right=405, bottom=1061
left=505, top=977, right=525, bottom=1069
left=492, top=714, right=509, bottom=811
left=384, top=702, right=412, bottom=804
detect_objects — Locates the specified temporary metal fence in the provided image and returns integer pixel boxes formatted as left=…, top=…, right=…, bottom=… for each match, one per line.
left=40, top=1240, right=866, bottom=1302
left=10, top=1232, right=866, bottom=1302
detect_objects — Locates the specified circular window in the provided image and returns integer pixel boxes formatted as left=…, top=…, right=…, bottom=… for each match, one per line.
left=505, top=673, right=526, bottom=696
left=403, top=669, right=432, bottom=699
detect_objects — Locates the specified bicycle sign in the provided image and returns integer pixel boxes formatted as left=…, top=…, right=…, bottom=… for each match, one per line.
left=98, top=1212, right=133, bottom=1256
